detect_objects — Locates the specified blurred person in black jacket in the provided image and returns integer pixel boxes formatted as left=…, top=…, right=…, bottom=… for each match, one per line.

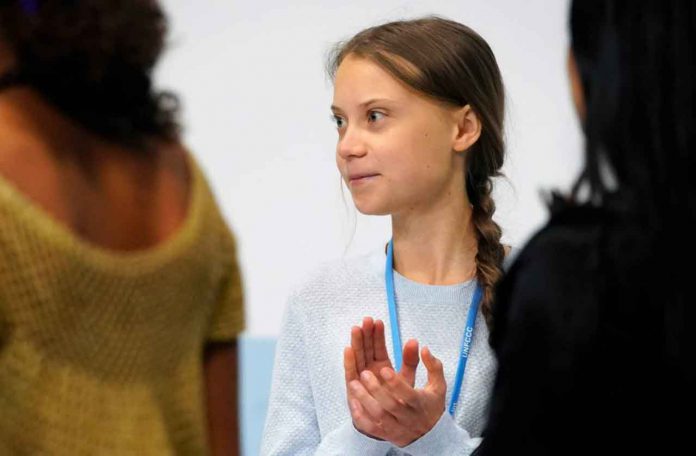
left=475, top=1, right=696, bottom=454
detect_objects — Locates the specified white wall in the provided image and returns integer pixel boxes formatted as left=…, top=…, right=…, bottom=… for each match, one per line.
left=156, top=0, right=583, bottom=337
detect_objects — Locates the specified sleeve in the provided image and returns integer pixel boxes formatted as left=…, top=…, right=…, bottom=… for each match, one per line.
left=473, top=231, right=599, bottom=455
left=399, top=411, right=481, bottom=455
left=206, top=227, right=245, bottom=342
left=260, top=295, right=392, bottom=456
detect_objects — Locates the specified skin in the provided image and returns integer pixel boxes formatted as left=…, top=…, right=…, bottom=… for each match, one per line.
left=205, top=342, right=241, bottom=456
left=331, top=54, right=483, bottom=447
left=0, top=42, right=239, bottom=456
left=345, top=318, right=447, bottom=447
left=567, top=50, right=586, bottom=121
left=332, top=54, right=481, bottom=286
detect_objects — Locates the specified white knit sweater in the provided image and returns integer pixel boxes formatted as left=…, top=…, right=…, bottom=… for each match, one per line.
left=261, top=250, right=497, bottom=455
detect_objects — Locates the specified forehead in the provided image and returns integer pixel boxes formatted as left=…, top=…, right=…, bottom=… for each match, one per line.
left=333, top=55, right=417, bottom=104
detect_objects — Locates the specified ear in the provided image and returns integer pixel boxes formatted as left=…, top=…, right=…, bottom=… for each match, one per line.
left=567, top=49, right=586, bottom=122
left=452, top=104, right=482, bottom=153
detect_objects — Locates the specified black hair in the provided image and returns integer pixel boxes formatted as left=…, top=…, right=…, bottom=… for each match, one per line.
left=568, top=0, right=696, bottom=233
left=0, top=0, right=179, bottom=147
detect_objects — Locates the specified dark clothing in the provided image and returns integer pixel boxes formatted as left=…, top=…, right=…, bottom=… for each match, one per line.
left=475, top=202, right=694, bottom=455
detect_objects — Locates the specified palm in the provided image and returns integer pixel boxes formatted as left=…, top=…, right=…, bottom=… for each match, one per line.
left=347, top=318, right=419, bottom=387
left=364, top=357, right=393, bottom=377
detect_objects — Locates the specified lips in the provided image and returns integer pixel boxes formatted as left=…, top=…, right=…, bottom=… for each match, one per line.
left=348, top=173, right=380, bottom=184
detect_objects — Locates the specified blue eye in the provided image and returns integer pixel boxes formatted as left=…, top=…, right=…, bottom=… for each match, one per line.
left=332, top=115, right=346, bottom=129
left=368, top=111, right=385, bottom=123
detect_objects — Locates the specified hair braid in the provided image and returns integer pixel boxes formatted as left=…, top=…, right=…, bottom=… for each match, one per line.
left=468, top=157, right=505, bottom=326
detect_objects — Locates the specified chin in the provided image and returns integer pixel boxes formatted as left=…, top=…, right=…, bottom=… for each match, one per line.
left=352, top=199, right=391, bottom=216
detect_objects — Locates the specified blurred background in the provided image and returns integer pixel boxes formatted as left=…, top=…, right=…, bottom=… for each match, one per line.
left=156, top=1, right=581, bottom=454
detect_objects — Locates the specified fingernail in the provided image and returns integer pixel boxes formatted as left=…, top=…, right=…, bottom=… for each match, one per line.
left=360, top=371, right=370, bottom=381
left=381, top=369, right=393, bottom=380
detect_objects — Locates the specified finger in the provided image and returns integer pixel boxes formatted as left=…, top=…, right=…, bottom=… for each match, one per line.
left=422, top=346, right=446, bottom=396
left=349, top=379, right=395, bottom=426
left=401, top=338, right=420, bottom=387
left=362, top=317, right=375, bottom=363
left=349, top=398, right=384, bottom=439
left=360, top=370, right=404, bottom=418
left=351, top=326, right=366, bottom=372
left=373, top=319, right=390, bottom=362
left=344, top=347, right=359, bottom=384
left=380, top=367, right=420, bottom=410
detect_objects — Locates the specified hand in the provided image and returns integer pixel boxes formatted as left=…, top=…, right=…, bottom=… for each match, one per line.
left=345, top=317, right=392, bottom=383
left=345, top=317, right=420, bottom=386
left=343, top=317, right=420, bottom=439
left=348, top=346, right=447, bottom=447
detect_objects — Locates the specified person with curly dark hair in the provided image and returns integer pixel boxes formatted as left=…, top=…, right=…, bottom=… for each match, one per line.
left=0, top=1, right=243, bottom=454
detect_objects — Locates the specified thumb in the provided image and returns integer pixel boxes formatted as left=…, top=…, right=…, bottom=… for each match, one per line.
left=400, top=339, right=420, bottom=387
left=422, top=346, right=446, bottom=396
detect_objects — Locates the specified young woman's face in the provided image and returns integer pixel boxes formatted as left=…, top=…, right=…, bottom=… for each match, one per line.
left=331, top=54, right=464, bottom=216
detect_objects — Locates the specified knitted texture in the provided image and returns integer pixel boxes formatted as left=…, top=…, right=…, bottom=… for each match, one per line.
left=261, top=252, right=496, bottom=455
left=0, top=156, right=244, bottom=455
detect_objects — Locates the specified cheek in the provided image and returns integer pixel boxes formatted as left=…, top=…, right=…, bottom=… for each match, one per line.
left=391, top=129, right=452, bottom=182
left=335, top=148, right=346, bottom=176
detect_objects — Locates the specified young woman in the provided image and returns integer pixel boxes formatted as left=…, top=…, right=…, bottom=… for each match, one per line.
left=0, top=2, right=242, bottom=454
left=262, top=17, right=507, bottom=455
left=474, top=0, right=696, bottom=455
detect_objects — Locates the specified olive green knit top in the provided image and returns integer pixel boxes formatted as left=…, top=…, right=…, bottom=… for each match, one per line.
left=0, top=155, right=244, bottom=455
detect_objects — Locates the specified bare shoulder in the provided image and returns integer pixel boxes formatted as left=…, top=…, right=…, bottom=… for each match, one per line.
left=0, top=135, right=66, bottom=217
left=154, top=139, right=191, bottom=184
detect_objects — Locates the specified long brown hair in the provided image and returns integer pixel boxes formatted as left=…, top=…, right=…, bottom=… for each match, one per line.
left=328, top=16, right=506, bottom=323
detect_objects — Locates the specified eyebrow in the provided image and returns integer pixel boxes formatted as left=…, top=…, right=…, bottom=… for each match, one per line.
left=331, top=98, right=396, bottom=113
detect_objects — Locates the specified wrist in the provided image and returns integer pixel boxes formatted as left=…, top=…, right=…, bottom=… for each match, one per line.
left=403, top=407, right=446, bottom=446
left=353, top=421, right=385, bottom=441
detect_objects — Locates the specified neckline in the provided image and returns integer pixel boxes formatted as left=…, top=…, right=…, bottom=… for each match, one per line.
left=368, top=247, right=477, bottom=302
left=392, top=268, right=476, bottom=288
left=0, top=152, right=204, bottom=273
left=391, top=263, right=477, bottom=303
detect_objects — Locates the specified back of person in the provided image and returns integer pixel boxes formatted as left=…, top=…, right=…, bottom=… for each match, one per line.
left=596, top=211, right=692, bottom=454
left=0, top=146, right=239, bottom=455
left=0, top=2, right=243, bottom=454
left=480, top=202, right=692, bottom=455
left=476, top=0, right=695, bottom=454
left=0, top=94, right=191, bottom=252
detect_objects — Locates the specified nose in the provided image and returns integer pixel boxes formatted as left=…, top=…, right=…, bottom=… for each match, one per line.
left=337, top=127, right=368, bottom=160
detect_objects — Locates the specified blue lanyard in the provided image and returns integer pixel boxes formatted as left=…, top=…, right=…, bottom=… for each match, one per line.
left=385, top=239, right=482, bottom=417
